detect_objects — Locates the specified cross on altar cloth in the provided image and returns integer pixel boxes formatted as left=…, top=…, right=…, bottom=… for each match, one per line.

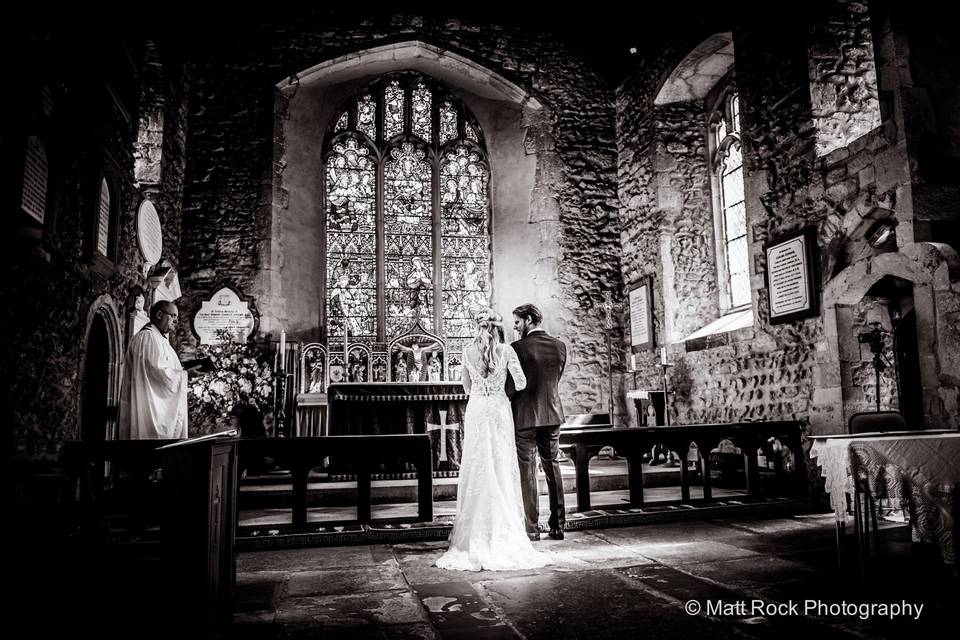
left=426, top=410, right=461, bottom=462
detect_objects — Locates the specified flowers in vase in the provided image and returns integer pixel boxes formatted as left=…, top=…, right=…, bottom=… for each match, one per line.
left=188, top=329, right=275, bottom=428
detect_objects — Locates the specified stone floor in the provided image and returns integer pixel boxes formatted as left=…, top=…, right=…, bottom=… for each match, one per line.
left=231, top=513, right=958, bottom=639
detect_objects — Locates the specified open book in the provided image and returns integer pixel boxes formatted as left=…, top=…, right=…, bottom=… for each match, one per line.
left=181, top=356, right=215, bottom=372
left=156, top=429, right=239, bottom=449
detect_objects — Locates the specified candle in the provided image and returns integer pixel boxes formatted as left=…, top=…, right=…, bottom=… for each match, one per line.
left=660, top=347, right=667, bottom=365
left=280, top=330, right=286, bottom=370
left=630, top=353, right=636, bottom=371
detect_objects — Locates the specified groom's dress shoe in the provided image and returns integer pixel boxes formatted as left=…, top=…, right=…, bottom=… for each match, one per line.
left=527, top=532, right=541, bottom=541
left=548, top=528, right=564, bottom=540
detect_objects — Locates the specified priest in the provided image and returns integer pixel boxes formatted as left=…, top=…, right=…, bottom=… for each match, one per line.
left=119, top=300, right=194, bottom=439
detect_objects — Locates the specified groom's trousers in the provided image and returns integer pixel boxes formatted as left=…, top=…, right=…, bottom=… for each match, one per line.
left=516, top=425, right=566, bottom=534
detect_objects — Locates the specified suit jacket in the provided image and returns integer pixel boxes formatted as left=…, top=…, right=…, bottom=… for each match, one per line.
left=508, top=331, right=567, bottom=429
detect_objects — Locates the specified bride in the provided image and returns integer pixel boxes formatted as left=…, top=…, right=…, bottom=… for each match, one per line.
left=436, top=309, right=551, bottom=571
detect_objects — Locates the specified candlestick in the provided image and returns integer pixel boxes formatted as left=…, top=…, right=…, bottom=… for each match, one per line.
left=280, top=330, right=286, bottom=369
left=659, top=360, right=673, bottom=427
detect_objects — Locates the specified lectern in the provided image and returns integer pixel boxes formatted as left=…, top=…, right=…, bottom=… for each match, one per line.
left=158, top=431, right=238, bottom=629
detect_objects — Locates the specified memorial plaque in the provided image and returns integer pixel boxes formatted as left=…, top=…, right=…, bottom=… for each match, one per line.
left=192, top=286, right=257, bottom=344
left=629, top=277, right=654, bottom=351
left=97, top=179, right=111, bottom=256
left=136, top=199, right=163, bottom=266
left=765, top=228, right=819, bottom=324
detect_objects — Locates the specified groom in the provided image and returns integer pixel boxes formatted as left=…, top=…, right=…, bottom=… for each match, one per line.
left=508, top=303, right=567, bottom=541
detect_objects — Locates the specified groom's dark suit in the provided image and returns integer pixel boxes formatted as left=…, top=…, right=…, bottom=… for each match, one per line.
left=507, top=329, right=567, bottom=536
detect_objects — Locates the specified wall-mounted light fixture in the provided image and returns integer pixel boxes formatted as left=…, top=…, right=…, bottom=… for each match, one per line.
left=866, top=219, right=896, bottom=248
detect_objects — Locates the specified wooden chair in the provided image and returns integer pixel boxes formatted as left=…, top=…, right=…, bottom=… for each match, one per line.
left=848, top=410, right=908, bottom=434
left=845, top=411, right=907, bottom=579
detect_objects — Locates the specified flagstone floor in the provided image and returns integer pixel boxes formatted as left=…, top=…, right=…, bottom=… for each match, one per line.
left=229, top=513, right=959, bottom=639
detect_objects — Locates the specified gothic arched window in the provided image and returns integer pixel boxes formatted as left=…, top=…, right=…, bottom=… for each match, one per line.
left=709, top=90, right=751, bottom=311
left=323, top=72, right=491, bottom=350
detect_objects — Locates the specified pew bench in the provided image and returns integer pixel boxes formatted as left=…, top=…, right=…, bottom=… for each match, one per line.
left=61, top=439, right=179, bottom=541
left=558, top=421, right=806, bottom=512
left=237, top=434, right=433, bottom=527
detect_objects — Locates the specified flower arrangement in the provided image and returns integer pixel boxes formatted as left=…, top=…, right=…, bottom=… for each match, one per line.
left=188, top=329, right=275, bottom=432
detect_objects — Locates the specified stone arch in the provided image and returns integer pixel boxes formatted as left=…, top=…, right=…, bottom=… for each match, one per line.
left=823, top=251, right=930, bottom=307
left=654, top=33, right=734, bottom=106
left=821, top=243, right=960, bottom=430
left=278, top=40, right=543, bottom=110
left=263, top=40, right=559, bottom=352
left=78, top=294, right=124, bottom=441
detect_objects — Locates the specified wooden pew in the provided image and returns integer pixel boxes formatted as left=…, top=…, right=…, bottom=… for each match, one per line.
left=61, top=439, right=179, bottom=541
left=558, top=421, right=806, bottom=512
left=238, top=434, right=433, bottom=527
left=61, top=435, right=240, bottom=631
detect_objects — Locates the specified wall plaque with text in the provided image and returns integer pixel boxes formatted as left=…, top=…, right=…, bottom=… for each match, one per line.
left=765, top=228, right=819, bottom=324
left=21, top=136, right=48, bottom=224
left=192, top=285, right=259, bottom=344
left=629, top=277, right=654, bottom=351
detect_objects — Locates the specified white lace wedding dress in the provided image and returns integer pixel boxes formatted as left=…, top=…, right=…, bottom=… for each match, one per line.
left=435, top=344, right=552, bottom=571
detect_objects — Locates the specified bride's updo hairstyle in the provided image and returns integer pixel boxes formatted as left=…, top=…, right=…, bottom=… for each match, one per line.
left=473, top=308, right=505, bottom=376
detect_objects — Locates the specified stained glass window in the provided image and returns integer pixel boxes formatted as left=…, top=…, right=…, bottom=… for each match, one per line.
left=325, top=136, right=378, bottom=338
left=357, top=94, right=376, bottom=141
left=712, top=90, right=751, bottom=310
left=384, top=80, right=404, bottom=140
left=385, top=142, right=434, bottom=336
left=440, top=145, right=490, bottom=344
left=323, top=73, right=491, bottom=347
left=439, top=100, right=458, bottom=146
left=465, top=122, right=480, bottom=143
left=412, top=81, right=432, bottom=142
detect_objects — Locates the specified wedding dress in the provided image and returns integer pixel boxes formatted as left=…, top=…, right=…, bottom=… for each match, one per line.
left=435, top=344, right=552, bottom=571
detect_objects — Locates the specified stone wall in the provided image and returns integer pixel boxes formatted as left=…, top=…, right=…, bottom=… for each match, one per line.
left=809, top=0, right=883, bottom=157
left=179, top=13, right=624, bottom=417
left=2, top=34, right=189, bottom=463
left=877, top=1, right=960, bottom=427
left=653, top=102, right=718, bottom=342
left=616, top=1, right=922, bottom=435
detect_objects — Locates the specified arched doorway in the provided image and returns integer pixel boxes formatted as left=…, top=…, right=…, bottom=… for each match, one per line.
left=895, top=307, right=924, bottom=428
left=81, top=314, right=110, bottom=442
left=80, top=296, right=123, bottom=442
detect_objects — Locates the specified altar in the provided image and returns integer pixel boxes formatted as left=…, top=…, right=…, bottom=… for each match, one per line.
left=327, top=382, right=467, bottom=470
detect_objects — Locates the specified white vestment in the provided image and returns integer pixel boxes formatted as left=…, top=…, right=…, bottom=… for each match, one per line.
left=119, top=324, right=189, bottom=440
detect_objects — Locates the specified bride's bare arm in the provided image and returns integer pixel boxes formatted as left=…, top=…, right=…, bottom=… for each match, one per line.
left=505, top=345, right=527, bottom=391
left=461, top=347, right=473, bottom=394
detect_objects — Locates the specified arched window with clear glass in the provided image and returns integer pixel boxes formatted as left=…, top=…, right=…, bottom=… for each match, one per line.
left=710, top=91, right=751, bottom=311
left=322, top=72, right=491, bottom=353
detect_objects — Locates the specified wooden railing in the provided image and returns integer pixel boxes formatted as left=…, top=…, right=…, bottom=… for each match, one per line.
left=237, top=434, right=433, bottom=527
left=559, top=421, right=806, bottom=512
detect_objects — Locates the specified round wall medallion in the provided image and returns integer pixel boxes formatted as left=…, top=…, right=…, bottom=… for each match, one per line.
left=136, top=199, right=163, bottom=266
